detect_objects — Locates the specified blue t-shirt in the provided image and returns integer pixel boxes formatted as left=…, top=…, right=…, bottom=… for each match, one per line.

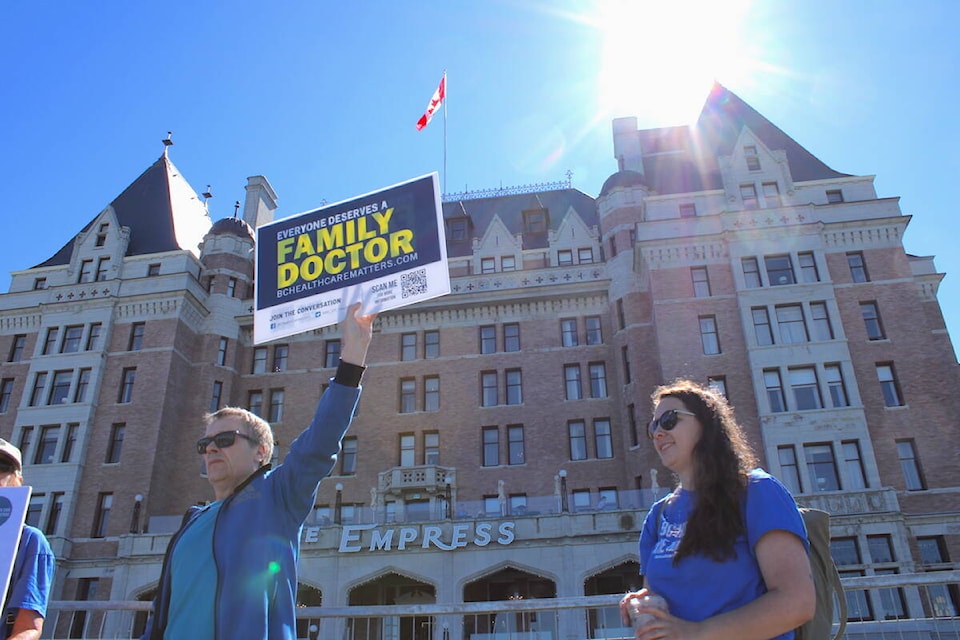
left=165, top=502, right=221, bottom=640
left=4, top=525, right=55, bottom=629
left=639, top=469, right=808, bottom=640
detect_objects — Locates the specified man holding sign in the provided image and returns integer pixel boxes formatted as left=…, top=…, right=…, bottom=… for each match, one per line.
left=141, top=303, right=376, bottom=640
left=0, top=440, right=55, bottom=640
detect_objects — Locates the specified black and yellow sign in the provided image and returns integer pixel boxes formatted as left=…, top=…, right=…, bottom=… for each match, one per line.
left=254, top=174, right=449, bottom=343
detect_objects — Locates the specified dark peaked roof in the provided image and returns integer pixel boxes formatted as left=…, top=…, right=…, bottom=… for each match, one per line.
left=696, top=83, right=849, bottom=182
left=36, top=153, right=212, bottom=267
left=441, top=188, right=597, bottom=258
left=602, top=83, right=849, bottom=197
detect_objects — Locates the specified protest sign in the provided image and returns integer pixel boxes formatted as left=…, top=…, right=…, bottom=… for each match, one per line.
left=0, top=486, right=30, bottom=613
left=254, top=173, right=450, bottom=343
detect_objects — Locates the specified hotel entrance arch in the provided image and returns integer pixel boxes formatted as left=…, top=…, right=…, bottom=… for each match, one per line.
left=348, top=571, right=437, bottom=640
left=463, top=565, right=557, bottom=638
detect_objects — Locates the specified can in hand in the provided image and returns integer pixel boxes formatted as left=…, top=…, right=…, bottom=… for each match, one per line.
left=626, top=592, right=669, bottom=632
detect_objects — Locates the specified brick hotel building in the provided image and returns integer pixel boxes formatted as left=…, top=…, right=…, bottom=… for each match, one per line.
left=1, top=84, right=958, bottom=638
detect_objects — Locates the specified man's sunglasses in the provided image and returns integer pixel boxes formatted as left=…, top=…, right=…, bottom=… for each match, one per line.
left=196, top=430, right=257, bottom=455
left=647, top=409, right=697, bottom=439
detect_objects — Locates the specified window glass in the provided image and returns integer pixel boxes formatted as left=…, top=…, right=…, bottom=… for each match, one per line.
left=776, top=305, right=808, bottom=343
left=588, top=362, right=607, bottom=398
left=401, top=333, right=417, bottom=361
left=805, top=444, right=840, bottom=492
left=810, top=302, right=833, bottom=341
left=752, top=308, right=774, bottom=346
left=847, top=252, right=869, bottom=283
left=691, top=267, right=710, bottom=297
left=877, top=364, right=903, bottom=407
left=789, top=367, right=821, bottom=410
left=742, top=257, right=762, bottom=288
left=778, top=446, right=802, bottom=494
left=861, top=302, right=885, bottom=340
left=424, top=331, right=440, bottom=359
left=507, top=425, right=525, bottom=465
left=595, top=419, right=613, bottom=459
left=399, top=434, right=415, bottom=466
left=564, top=365, right=582, bottom=400
left=825, top=364, right=850, bottom=408
left=568, top=421, right=587, bottom=461
left=560, top=319, right=578, bottom=347
left=503, top=323, right=520, bottom=352
left=740, top=184, right=758, bottom=209
left=505, top=369, right=522, bottom=405
left=480, top=326, right=496, bottom=354
left=585, top=316, right=603, bottom=344
left=400, top=379, right=416, bottom=413
left=798, top=252, right=819, bottom=283
left=481, top=371, right=498, bottom=407
left=842, top=440, right=867, bottom=490
left=764, top=369, right=785, bottom=413
left=482, top=428, right=499, bottom=467
left=424, top=376, right=440, bottom=412
left=765, top=255, right=795, bottom=286
left=699, top=316, right=720, bottom=355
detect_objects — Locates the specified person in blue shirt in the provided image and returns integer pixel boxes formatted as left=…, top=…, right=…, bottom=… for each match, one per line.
left=0, top=439, right=56, bottom=640
left=621, top=380, right=814, bottom=640
left=142, top=302, right=376, bottom=640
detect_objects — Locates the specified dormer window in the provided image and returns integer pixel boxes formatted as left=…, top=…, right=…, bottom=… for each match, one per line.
left=78, top=260, right=94, bottom=284
left=740, top=184, right=759, bottom=210
left=826, top=189, right=844, bottom=204
left=762, top=182, right=781, bottom=208
left=744, top=145, right=761, bottom=171
left=449, top=218, right=468, bottom=240
left=95, top=257, right=110, bottom=282
left=679, top=203, right=696, bottom=218
left=557, top=250, right=573, bottom=266
left=523, top=210, right=547, bottom=233
left=96, top=223, right=109, bottom=247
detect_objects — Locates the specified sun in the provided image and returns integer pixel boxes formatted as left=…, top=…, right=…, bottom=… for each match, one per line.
left=592, top=0, right=756, bottom=125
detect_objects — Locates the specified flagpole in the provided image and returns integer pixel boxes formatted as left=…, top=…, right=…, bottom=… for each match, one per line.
left=442, top=70, right=448, bottom=195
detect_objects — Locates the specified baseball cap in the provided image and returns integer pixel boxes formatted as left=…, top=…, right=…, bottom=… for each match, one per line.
left=0, top=438, right=23, bottom=470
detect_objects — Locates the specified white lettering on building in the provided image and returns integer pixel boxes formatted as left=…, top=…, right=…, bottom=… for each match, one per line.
left=323, top=521, right=517, bottom=553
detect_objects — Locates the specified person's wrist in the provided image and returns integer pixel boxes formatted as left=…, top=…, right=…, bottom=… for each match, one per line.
left=334, top=359, right=366, bottom=387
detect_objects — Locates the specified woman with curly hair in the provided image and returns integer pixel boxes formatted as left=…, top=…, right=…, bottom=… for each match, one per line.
left=621, top=380, right=814, bottom=640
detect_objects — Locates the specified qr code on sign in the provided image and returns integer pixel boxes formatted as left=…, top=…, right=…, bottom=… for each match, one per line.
left=401, top=269, right=428, bottom=298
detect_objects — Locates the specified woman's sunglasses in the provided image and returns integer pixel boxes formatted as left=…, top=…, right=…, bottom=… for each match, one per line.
left=647, top=409, right=697, bottom=439
left=196, top=430, right=257, bottom=455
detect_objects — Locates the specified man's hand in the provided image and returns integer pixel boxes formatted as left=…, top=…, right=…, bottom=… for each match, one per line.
left=339, top=302, right=377, bottom=366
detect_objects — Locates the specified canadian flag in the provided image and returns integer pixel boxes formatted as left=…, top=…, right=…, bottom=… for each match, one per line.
left=416, top=73, right=446, bottom=131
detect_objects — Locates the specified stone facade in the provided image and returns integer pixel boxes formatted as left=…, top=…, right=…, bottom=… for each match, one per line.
left=1, top=85, right=958, bottom=637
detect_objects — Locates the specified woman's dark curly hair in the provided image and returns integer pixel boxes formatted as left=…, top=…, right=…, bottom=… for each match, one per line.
left=652, top=379, right=757, bottom=564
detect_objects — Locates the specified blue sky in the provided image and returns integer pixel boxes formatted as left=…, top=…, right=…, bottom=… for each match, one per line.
left=3, top=1, right=959, bottom=355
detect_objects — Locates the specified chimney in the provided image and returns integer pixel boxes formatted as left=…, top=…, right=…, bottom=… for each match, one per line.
left=612, top=117, right=644, bottom=176
left=242, top=176, right=279, bottom=229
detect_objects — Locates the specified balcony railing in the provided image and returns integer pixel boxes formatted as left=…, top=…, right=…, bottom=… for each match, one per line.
left=310, top=487, right=901, bottom=528
left=43, top=571, right=960, bottom=639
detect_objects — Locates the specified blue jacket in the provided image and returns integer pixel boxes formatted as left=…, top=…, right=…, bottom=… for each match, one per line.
left=143, top=380, right=360, bottom=640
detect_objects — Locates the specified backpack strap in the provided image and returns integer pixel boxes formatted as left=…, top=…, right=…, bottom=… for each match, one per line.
left=799, top=508, right=847, bottom=640
left=828, top=560, right=847, bottom=640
